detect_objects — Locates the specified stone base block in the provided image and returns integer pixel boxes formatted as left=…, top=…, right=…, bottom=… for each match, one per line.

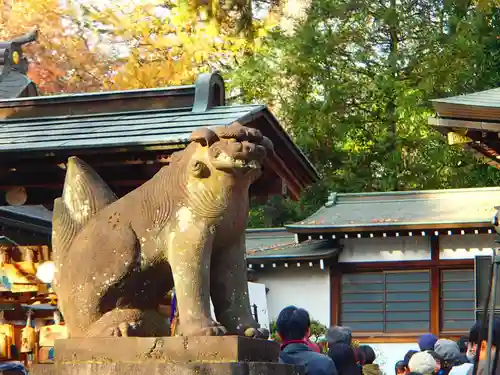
left=51, top=362, right=303, bottom=375
left=54, top=336, right=279, bottom=363
left=30, top=337, right=304, bottom=375
left=31, top=364, right=55, bottom=375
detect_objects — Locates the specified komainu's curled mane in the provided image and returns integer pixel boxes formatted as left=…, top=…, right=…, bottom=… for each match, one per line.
left=52, top=122, right=272, bottom=339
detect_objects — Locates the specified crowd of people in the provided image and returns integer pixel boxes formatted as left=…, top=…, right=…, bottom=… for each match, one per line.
left=275, top=305, right=500, bottom=375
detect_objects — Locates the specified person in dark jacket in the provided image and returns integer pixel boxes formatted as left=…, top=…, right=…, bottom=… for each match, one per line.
left=277, top=306, right=337, bottom=375
left=328, top=343, right=362, bottom=375
left=354, top=347, right=366, bottom=374
left=466, top=317, right=500, bottom=375
left=360, top=345, right=382, bottom=375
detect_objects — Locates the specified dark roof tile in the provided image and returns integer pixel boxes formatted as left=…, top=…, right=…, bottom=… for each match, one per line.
left=247, top=239, right=339, bottom=262
left=0, top=105, right=263, bottom=152
left=288, top=187, right=500, bottom=231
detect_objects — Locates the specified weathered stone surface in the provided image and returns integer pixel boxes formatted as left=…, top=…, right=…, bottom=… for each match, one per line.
left=55, top=336, right=280, bottom=363
left=30, top=364, right=56, bottom=375
left=53, top=362, right=303, bottom=375
left=52, top=123, right=274, bottom=339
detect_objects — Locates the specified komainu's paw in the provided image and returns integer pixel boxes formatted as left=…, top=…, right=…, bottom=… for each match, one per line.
left=237, top=324, right=270, bottom=339
left=199, top=324, right=228, bottom=336
left=185, top=325, right=228, bottom=336
left=182, top=319, right=228, bottom=336
left=106, top=321, right=138, bottom=337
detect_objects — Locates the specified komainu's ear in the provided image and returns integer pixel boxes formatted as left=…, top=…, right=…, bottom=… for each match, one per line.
left=261, top=136, right=275, bottom=157
left=212, top=122, right=263, bottom=143
left=189, top=127, right=219, bottom=146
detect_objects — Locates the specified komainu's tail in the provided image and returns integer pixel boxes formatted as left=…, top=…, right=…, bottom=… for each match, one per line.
left=52, top=157, right=117, bottom=264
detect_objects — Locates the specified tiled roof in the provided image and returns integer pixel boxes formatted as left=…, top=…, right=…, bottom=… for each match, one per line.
left=247, top=239, right=339, bottom=262
left=431, top=88, right=500, bottom=108
left=0, top=105, right=265, bottom=152
left=0, top=205, right=51, bottom=235
left=245, top=228, right=295, bottom=252
left=0, top=205, right=52, bottom=222
left=287, top=187, right=500, bottom=232
left=431, top=88, right=500, bottom=121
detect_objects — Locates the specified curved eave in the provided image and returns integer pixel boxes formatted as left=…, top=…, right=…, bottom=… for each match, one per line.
left=428, top=116, right=500, bottom=169
left=287, top=220, right=493, bottom=233
left=260, top=108, right=319, bottom=184
left=247, top=252, right=338, bottom=263
left=0, top=207, right=51, bottom=235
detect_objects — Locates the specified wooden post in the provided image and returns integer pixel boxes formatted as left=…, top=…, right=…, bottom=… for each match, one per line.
left=430, top=235, right=441, bottom=336
left=330, top=264, right=341, bottom=326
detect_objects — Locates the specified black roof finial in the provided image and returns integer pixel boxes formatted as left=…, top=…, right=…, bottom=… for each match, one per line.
left=0, top=29, right=38, bottom=76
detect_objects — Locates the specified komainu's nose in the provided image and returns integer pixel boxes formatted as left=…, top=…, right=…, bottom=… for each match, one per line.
left=241, top=141, right=266, bottom=160
left=243, top=142, right=256, bottom=154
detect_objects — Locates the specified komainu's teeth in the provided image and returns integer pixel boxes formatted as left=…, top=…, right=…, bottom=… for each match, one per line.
left=248, top=160, right=259, bottom=169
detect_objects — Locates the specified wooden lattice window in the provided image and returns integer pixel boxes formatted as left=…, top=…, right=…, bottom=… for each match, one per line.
left=441, top=269, right=475, bottom=332
left=340, top=271, right=431, bottom=333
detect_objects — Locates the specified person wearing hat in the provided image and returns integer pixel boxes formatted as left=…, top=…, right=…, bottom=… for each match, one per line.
left=419, top=334, right=439, bottom=352
left=434, top=339, right=466, bottom=375
left=409, top=351, right=438, bottom=375
left=327, top=326, right=353, bottom=346
left=395, top=360, right=408, bottom=375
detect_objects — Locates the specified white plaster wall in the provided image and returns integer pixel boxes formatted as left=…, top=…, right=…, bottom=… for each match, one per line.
left=339, top=237, right=431, bottom=263
left=368, top=342, right=418, bottom=375
left=254, top=268, right=330, bottom=326
left=440, top=233, right=496, bottom=259
left=210, top=282, right=270, bottom=330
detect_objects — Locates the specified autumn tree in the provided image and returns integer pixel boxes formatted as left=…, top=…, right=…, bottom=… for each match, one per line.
left=0, top=0, right=111, bottom=93
left=80, top=0, right=282, bottom=89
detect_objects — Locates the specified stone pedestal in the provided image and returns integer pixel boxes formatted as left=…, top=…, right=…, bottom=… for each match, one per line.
left=31, top=337, right=303, bottom=375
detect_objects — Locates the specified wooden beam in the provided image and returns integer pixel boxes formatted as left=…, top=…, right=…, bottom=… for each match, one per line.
left=0, top=86, right=196, bottom=120
left=330, top=264, right=341, bottom=327
left=430, top=236, right=440, bottom=336
left=428, top=117, right=500, bottom=132
left=340, top=259, right=474, bottom=273
left=356, top=334, right=464, bottom=343
left=0, top=148, right=176, bottom=169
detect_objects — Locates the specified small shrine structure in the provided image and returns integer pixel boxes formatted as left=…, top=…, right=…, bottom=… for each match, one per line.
left=428, top=88, right=500, bottom=166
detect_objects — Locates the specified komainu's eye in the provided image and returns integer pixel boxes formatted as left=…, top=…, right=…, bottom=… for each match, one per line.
left=190, top=160, right=207, bottom=178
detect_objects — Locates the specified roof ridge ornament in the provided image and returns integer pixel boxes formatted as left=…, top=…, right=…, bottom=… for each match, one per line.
left=192, top=72, right=226, bottom=113
left=0, top=29, right=38, bottom=76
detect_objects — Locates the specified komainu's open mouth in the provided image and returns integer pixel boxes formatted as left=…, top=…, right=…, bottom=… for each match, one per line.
left=213, top=151, right=261, bottom=169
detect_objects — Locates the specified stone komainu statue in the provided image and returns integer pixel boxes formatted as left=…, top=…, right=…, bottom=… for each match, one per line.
left=51, top=123, right=272, bottom=339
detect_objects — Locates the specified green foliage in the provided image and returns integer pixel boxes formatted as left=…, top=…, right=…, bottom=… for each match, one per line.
left=309, top=319, right=328, bottom=342
left=269, top=319, right=328, bottom=343
left=230, top=0, right=500, bottom=227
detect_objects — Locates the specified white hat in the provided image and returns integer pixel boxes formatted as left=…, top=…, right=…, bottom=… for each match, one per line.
left=409, top=351, right=437, bottom=375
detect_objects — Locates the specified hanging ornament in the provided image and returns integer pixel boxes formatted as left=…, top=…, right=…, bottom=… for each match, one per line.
left=20, top=310, right=35, bottom=353
left=0, top=311, right=14, bottom=359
